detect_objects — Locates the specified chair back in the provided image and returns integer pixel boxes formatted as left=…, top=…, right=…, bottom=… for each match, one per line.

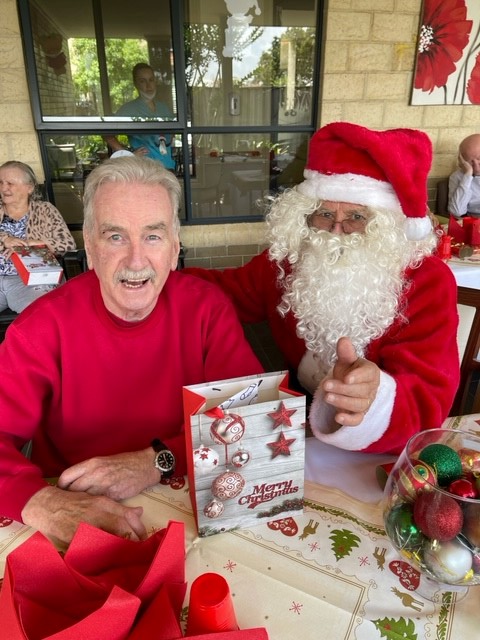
left=450, top=286, right=480, bottom=415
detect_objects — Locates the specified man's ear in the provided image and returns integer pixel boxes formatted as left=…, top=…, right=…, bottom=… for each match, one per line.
left=82, top=234, right=94, bottom=270
left=170, top=237, right=180, bottom=271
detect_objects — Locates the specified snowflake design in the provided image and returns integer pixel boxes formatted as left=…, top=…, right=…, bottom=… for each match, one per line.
left=224, top=559, right=237, bottom=572
left=289, top=601, right=303, bottom=615
left=309, top=541, right=320, bottom=552
left=359, top=556, right=370, bottom=567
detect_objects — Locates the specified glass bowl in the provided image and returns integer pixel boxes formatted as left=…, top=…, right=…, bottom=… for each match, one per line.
left=383, top=428, right=480, bottom=596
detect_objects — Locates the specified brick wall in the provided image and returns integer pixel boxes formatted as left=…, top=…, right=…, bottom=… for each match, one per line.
left=1, top=0, right=478, bottom=268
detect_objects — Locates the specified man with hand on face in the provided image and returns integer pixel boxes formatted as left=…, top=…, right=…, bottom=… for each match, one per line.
left=0, top=156, right=263, bottom=547
left=448, top=133, right=480, bottom=218
left=104, top=62, right=176, bottom=171
left=185, top=122, right=460, bottom=456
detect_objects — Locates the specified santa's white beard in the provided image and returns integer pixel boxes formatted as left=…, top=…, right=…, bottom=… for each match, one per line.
left=278, top=222, right=417, bottom=370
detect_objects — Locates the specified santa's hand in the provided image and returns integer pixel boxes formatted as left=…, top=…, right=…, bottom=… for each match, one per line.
left=458, top=152, right=473, bottom=176
left=21, top=485, right=147, bottom=549
left=322, top=336, right=380, bottom=426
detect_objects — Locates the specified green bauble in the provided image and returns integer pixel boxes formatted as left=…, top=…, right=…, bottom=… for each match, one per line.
left=386, top=504, right=425, bottom=551
left=418, top=444, right=463, bottom=486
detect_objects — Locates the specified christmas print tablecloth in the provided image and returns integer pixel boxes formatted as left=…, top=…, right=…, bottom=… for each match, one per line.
left=1, top=414, right=479, bottom=639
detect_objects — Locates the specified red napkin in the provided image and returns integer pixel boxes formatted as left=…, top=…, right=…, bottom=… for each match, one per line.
left=63, top=520, right=185, bottom=607
left=0, top=531, right=140, bottom=640
left=448, top=215, right=480, bottom=246
left=0, top=521, right=186, bottom=639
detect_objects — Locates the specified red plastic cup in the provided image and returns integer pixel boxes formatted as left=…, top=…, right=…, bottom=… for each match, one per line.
left=185, top=572, right=239, bottom=636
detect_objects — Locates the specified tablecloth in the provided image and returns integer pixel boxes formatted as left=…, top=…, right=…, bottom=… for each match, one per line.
left=1, top=414, right=479, bottom=639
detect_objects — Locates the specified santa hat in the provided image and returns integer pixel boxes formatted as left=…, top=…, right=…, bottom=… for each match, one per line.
left=297, top=122, right=433, bottom=240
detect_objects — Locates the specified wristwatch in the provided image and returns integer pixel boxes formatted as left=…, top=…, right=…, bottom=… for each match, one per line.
left=151, top=439, right=176, bottom=478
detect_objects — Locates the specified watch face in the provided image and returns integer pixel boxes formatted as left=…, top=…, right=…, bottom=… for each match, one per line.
left=155, top=449, right=175, bottom=473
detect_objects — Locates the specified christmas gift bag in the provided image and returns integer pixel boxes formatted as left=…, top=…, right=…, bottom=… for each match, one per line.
left=183, top=371, right=305, bottom=537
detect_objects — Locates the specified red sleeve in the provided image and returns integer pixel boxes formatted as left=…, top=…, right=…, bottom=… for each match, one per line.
left=364, top=256, right=460, bottom=454
left=184, top=250, right=280, bottom=324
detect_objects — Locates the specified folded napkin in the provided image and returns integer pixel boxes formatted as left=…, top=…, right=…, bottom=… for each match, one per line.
left=0, top=521, right=186, bottom=639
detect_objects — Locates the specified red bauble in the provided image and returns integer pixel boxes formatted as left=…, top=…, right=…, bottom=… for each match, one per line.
left=392, top=459, right=437, bottom=500
left=448, top=477, right=478, bottom=499
left=413, top=491, right=463, bottom=541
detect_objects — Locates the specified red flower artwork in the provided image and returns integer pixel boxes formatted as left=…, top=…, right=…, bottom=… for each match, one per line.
left=414, top=0, right=473, bottom=93
left=467, top=51, right=480, bottom=103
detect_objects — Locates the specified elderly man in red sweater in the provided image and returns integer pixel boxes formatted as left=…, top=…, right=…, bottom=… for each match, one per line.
left=0, top=156, right=263, bottom=547
left=186, top=122, right=460, bottom=456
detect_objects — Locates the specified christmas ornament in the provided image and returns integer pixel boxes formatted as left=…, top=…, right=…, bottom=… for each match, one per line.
left=423, top=539, right=473, bottom=584
left=267, top=431, right=296, bottom=458
left=193, top=445, right=220, bottom=475
left=385, top=504, right=425, bottom=550
left=231, top=447, right=251, bottom=468
left=203, top=498, right=225, bottom=519
left=448, top=477, right=477, bottom=499
left=458, top=447, right=480, bottom=474
left=392, top=459, right=436, bottom=499
left=267, top=402, right=296, bottom=429
left=413, top=491, right=463, bottom=541
left=211, top=470, right=245, bottom=501
left=463, top=502, right=480, bottom=548
left=418, top=443, right=463, bottom=486
left=210, top=413, right=245, bottom=445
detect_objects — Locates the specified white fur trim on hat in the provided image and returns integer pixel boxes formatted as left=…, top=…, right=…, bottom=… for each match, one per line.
left=298, top=170, right=402, bottom=213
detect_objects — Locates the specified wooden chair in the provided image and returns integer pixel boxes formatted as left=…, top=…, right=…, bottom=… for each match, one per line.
left=450, top=286, right=480, bottom=415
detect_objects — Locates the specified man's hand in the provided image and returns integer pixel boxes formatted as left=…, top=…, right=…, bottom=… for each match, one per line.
left=21, top=485, right=147, bottom=548
left=322, top=336, right=380, bottom=426
left=458, top=152, right=473, bottom=176
left=57, top=449, right=160, bottom=501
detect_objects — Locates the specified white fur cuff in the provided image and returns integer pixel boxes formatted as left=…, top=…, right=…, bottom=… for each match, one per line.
left=308, top=370, right=396, bottom=451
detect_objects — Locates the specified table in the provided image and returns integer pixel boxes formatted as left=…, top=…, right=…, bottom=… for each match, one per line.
left=1, top=415, right=479, bottom=639
left=447, top=257, right=480, bottom=289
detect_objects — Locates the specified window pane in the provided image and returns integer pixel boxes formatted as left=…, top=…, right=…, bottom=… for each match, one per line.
left=44, top=133, right=186, bottom=243
left=190, top=132, right=310, bottom=219
left=185, top=0, right=317, bottom=127
left=29, top=0, right=176, bottom=122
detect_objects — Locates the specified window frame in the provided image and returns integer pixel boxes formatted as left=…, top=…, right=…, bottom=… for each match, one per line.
left=17, top=0, right=324, bottom=226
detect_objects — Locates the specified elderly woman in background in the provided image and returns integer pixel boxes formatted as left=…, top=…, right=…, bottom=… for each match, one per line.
left=0, top=161, right=76, bottom=313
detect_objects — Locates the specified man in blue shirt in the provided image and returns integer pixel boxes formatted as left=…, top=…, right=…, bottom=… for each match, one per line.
left=104, top=63, right=176, bottom=171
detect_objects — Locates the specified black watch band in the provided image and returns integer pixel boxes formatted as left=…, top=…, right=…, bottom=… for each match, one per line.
left=151, top=438, right=176, bottom=478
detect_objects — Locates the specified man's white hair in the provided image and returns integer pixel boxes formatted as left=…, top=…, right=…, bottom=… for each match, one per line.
left=266, top=189, right=437, bottom=367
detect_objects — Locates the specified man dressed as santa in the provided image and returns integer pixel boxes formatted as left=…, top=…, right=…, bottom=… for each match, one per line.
left=186, top=122, right=459, bottom=455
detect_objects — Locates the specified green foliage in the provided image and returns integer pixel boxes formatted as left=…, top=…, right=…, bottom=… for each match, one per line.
left=68, top=38, right=148, bottom=113
left=329, top=528, right=361, bottom=560
left=241, top=27, right=315, bottom=88
left=372, top=616, right=417, bottom=640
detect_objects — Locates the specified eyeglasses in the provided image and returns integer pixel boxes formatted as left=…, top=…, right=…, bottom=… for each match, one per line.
left=308, top=210, right=370, bottom=234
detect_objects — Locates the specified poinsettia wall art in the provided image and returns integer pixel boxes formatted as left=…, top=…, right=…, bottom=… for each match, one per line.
left=411, top=0, right=480, bottom=105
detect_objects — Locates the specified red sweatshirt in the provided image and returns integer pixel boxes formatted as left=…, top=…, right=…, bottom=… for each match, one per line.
left=0, top=270, right=263, bottom=521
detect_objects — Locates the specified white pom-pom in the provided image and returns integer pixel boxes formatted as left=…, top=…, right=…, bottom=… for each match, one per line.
left=404, top=216, right=432, bottom=241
